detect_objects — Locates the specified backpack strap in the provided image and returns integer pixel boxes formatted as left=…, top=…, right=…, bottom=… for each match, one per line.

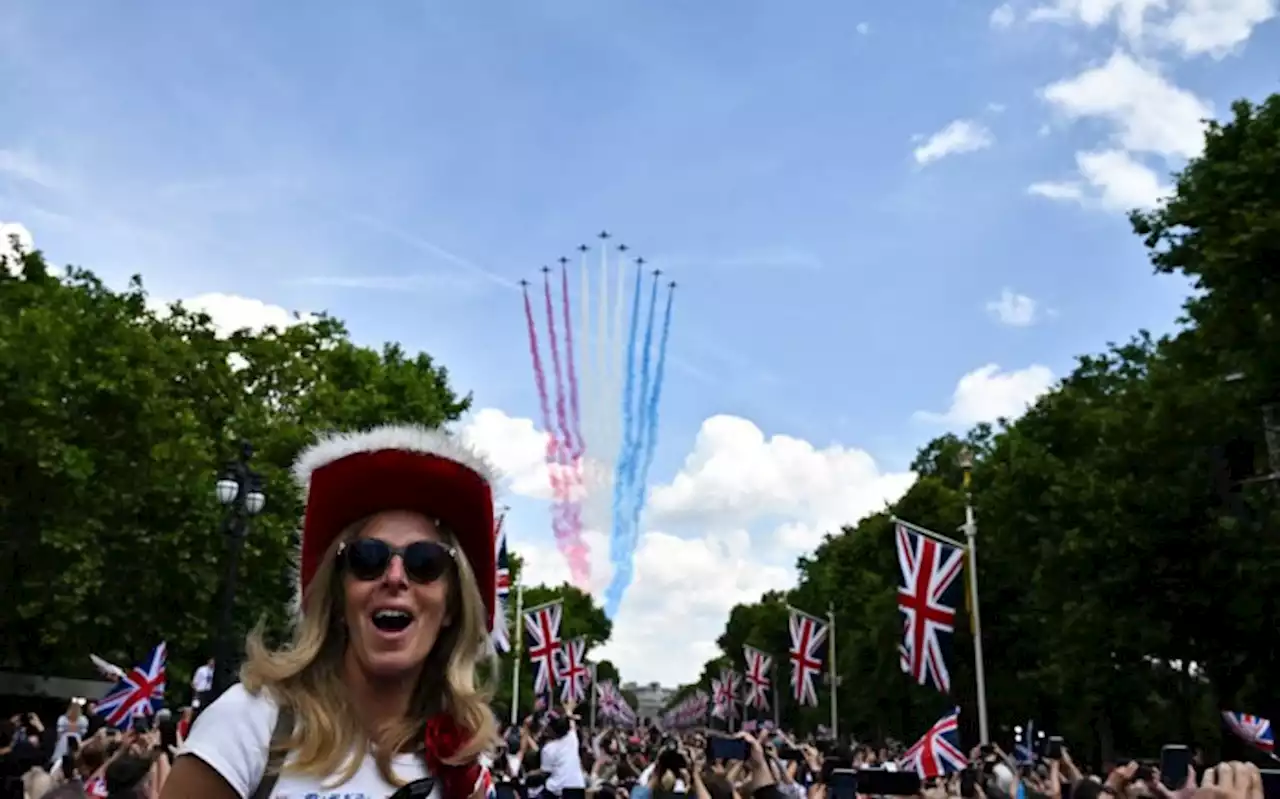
left=250, top=706, right=295, bottom=799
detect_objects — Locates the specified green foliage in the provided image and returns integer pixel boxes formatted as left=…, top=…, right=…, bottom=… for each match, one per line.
left=0, top=250, right=472, bottom=680
left=690, top=90, right=1280, bottom=762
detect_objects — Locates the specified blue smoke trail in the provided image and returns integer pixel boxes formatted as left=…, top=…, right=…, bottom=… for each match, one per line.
left=605, top=272, right=660, bottom=617
left=605, top=264, right=646, bottom=617
left=630, top=282, right=674, bottom=527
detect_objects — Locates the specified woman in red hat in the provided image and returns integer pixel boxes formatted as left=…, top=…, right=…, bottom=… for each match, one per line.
left=161, top=425, right=502, bottom=799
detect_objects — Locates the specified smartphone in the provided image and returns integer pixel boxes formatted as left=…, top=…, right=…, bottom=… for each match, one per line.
left=658, top=747, right=687, bottom=772
left=857, top=769, right=922, bottom=796
left=777, top=745, right=803, bottom=761
left=828, top=768, right=859, bottom=799
left=131, top=715, right=151, bottom=733
left=707, top=737, right=749, bottom=762
left=1160, top=745, right=1190, bottom=790
left=1045, top=736, right=1064, bottom=760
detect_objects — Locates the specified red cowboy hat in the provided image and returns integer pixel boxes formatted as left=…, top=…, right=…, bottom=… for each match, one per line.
left=291, top=425, right=498, bottom=627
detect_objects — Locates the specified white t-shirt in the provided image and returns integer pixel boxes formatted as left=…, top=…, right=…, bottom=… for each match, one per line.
left=180, top=683, right=443, bottom=799
left=50, top=714, right=89, bottom=765
left=193, top=664, right=214, bottom=693
left=540, top=728, right=585, bottom=795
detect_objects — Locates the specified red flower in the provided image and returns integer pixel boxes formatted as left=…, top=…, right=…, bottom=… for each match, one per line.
left=424, top=713, right=481, bottom=799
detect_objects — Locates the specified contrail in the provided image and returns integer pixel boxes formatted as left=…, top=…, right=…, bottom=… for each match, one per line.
left=559, top=261, right=584, bottom=459
left=605, top=260, right=649, bottom=617
left=605, top=270, right=664, bottom=615
left=522, top=280, right=578, bottom=573
left=542, top=268, right=590, bottom=588
left=627, top=280, right=676, bottom=570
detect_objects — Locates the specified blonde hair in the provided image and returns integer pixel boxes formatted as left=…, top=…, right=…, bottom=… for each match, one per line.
left=23, top=768, right=53, bottom=799
left=241, top=515, right=498, bottom=788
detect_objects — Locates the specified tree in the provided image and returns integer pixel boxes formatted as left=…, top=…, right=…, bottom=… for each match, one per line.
left=596, top=659, right=621, bottom=684
left=693, top=89, right=1280, bottom=761
left=0, top=251, right=470, bottom=684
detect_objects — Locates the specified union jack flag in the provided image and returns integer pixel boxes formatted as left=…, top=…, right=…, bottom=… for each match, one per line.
left=490, top=512, right=512, bottom=654
left=474, top=763, right=497, bottom=799
left=663, top=691, right=710, bottom=729
left=597, top=680, right=637, bottom=726
left=714, top=669, right=740, bottom=720
left=84, top=775, right=108, bottom=798
left=93, top=642, right=167, bottom=729
left=788, top=607, right=828, bottom=706
left=743, top=645, right=772, bottom=711
left=1222, top=711, right=1274, bottom=754
left=710, top=677, right=726, bottom=719
left=900, top=707, right=966, bottom=779
left=557, top=637, right=591, bottom=704
left=523, top=600, right=563, bottom=696
left=896, top=521, right=964, bottom=694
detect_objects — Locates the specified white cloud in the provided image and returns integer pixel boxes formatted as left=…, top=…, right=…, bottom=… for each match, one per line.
left=1160, top=0, right=1277, bottom=58
left=991, top=3, right=1018, bottom=27
left=1026, top=0, right=1275, bottom=58
left=856, top=21, right=871, bottom=34
left=988, top=102, right=1008, bottom=113
left=648, top=415, right=916, bottom=536
left=460, top=407, right=556, bottom=501
left=1041, top=52, right=1212, bottom=159
left=1028, top=181, right=1085, bottom=200
left=986, top=289, right=1041, bottom=326
left=463, top=409, right=916, bottom=685
left=1030, top=149, right=1170, bottom=210
left=0, top=221, right=35, bottom=274
left=1077, top=148, right=1170, bottom=209
left=593, top=528, right=794, bottom=685
left=150, top=292, right=315, bottom=337
left=913, top=120, right=995, bottom=165
left=1033, top=52, right=1206, bottom=212
left=916, top=364, right=1056, bottom=425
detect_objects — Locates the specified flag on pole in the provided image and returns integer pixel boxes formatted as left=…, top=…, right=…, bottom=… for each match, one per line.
left=490, top=512, right=512, bottom=653
left=787, top=606, right=828, bottom=706
left=92, top=642, right=167, bottom=730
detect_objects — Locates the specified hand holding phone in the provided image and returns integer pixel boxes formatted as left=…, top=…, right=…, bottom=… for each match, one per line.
left=1159, top=745, right=1190, bottom=791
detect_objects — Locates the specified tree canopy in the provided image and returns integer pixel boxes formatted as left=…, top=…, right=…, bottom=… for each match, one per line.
left=687, top=93, right=1280, bottom=763
left=0, top=251, right=619, bottom=699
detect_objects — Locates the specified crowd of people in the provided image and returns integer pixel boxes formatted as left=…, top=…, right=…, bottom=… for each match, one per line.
left=1, top=425, right=1271, bottom=799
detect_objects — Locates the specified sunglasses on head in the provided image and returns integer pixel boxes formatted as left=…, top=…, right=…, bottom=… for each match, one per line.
left=338, top=538, right=456, bottom=584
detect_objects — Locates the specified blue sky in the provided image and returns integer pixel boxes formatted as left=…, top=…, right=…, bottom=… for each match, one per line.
left=2, top=0, right=1275, bottom=685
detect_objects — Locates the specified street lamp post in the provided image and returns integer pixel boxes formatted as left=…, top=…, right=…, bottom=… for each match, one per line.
left=957, top=446, right=991, bottom=745
left=211, top=441, right=266, bottom=700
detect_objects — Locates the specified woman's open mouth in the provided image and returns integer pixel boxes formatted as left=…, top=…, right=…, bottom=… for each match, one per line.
left=370, top=608, right=415, bottom=637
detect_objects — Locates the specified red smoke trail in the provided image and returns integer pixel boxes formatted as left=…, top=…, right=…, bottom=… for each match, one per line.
left=542, top=270, right=591, bottom=586
left=542, top=271, right=574, bottom=463
left=560, top=262, right=584, bottom=460
left=521, top=283, right=568, bottom=543
left=559, top=263, right=589, bottom=585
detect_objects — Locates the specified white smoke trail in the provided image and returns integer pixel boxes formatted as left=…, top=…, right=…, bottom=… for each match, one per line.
left=578, top=247, right=594, bottom=459
left=582, top=239, right=615, bottom=550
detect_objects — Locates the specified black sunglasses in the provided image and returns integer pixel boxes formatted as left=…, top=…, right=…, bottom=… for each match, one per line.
left=338, top=538, right=456, bottom=584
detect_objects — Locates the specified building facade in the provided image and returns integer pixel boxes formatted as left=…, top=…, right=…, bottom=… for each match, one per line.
left=623, top=681, right=674, bottom=722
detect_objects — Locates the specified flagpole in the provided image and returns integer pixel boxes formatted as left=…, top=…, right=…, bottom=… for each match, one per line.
left=827, top=602, right=839, bottom=737
left=959, top=448, right=991, bottom=744
left=772, top=658, right=780, bottom=726
left=510, top=582, right=524, bottom=726
left=589, top=663, right=598, bottom=731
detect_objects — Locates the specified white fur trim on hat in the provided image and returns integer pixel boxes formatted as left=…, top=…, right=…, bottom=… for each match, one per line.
left=292, top=424, right=500, bottom=493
